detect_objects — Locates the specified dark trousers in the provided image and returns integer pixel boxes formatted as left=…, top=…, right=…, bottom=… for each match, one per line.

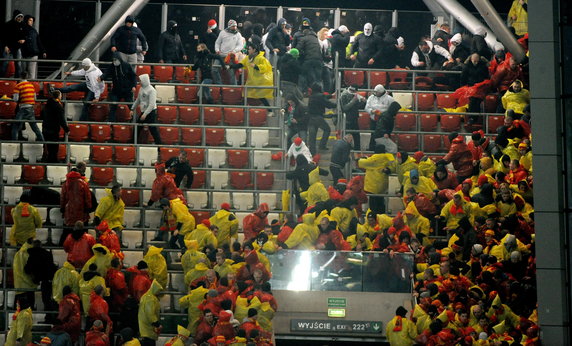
left=108, top=90, right=133, bottom=122
left=368, top=195, right=386, bottom=215
left=346, top=115, right=360, bottom=150
left=44, top=133, right=60, bottom=163
left=308, top=116, right=330, bottom=155
left=137, top=110, right=162, bottom=144
left=57, top=83, right=94, bottom=121
left=141, top=337, right=156, bottom=346
left=330, top=165, right=345, bottom=186
left=299, top=59, right=323, bottom=92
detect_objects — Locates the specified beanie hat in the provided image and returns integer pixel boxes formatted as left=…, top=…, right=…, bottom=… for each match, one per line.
left=221, top=202, right=231, bottom=211
left=337, top=178, right=347, bottom=185
left=125, top=15, right=135, bottom=24
left=301, top=18, right=311, bottom=26
left=82, top=58, right=92, bottom=67
left=374, top=84, right=386, bottom=94
left=288, top=48, right=300, bottom=59
left=227, top=19, right=237, bottom=28
left=397, top=36, right=405, bottom=47
left=202, top=219, right=211, bottom=228
left=294, top=137, right=302, bottom=146
left=338, top=25, right=349, bottom=33
left=208, top=19, right=217, bottom=29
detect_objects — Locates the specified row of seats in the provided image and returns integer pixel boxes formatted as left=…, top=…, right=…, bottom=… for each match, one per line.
left=343, top=70, right=458, bottom=91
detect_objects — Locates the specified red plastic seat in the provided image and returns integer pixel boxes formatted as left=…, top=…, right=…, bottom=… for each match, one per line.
left=203, top=107, right=223, bottom=125
left=179, top=106, right=199, bottom=124
left=442, top=135, right=452, bottom=151
left=57, top=144, right=67, bottom=162
left=395, top=113, right=416, bottom=131
left=190, top=211, right=210, bottom=224
left=160, top=147, right=180, bottom=162
left=415, top=76, right=434, bottom=90
left=68, top=124, right=90, bottom=142
left=153, top=65, right=174, bottom=83
left=256, top=172, right=274, bottom=190
left=158, top=127, right=179, bottom=145
left=114, top=145, right=136, bottom=165
left=397, top=134, right=419, bottom=152
left=30, top=81, right=41, bottom=96
left=440, top=114, right=462, bottom=132
left=488, top=115, right=504, bottom=134
left=436, top=93, right=457, bottom=109
left=184, top=148, right=205, bottom=167
left=65, top=82, right=85, bottom=100
left=358, top=112, right=371, bottom=130
left=43, top=82, right=63, bottom=97
left=23, top=165, right=45, bottom=184
left=0, top=100, right=17, bottom=119
left=91, top=167, right=114, bottom=186
left=92, top=145, right=113, bottom=164
left=121, top=189, right=140, bottom=207
left=222, top=87, right=243, bottom=105
left=230, top=171, right=252, bottom=189
left=420, top=114, right=438, bottom=132
left=423, top=134, right=442, bottom=153
left=191, top=170, right=206, bottom=188
left=181, top=128, right=202, bottom=145
left=89, top=104, right=109, bottom=121
left=115, top=105, right=133, bottom=122
left=210, top=87, right=221, bottom=103
left=175, top=66, right=195, bottom=83
left=136, top=65, right=151, bottom=77
left=112, top=125, right=134, bottom=143
left=343, top=71, right=365, bottom=87
left=227, top=149, right=249, bottom=168
left=388, top=69, right=410, bottom=90
left=248, top=108, right=267, bottom=126
left=368, top=71, right=387, bottom=88
left=34, top=103, right=43, bottom=118
left=205, top=128, right=225, bottom=146
left=4, top=206, right=14, bottom=225
left=416, top=93, right=435, bottom=111
left=157, top=106, right=177, bottom=124
left=0, top=80, right=17, bottom=97
left=484, top=94, right=499, bottom=113
left=90, top=124, right=112, bottom=143
left=176, top=85, right=198, bottom=104
left=223, top=107, right=244, bottom=126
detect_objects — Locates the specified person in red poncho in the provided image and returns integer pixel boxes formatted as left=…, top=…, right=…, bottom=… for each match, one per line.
left=96, top=221, right=123, bottom=261
left=237, top=251, right=271, bottom=282
left=440, top=133, right=474, bottom=183
left=242, top=203, right=270, bottom=242
left=85, top=319, right=111, bottom=346
left=491, top=56, right=525, bottom=94
left=126, top=260, right=152, bottom=302
left=146, top=162, right=187, bottom=207
left=63, top=221, right=96, bottom=269
left=88, top=285, right=112, bottom=332
left=505, top=159, right=529, bottom=185
left=316, top=217, right=351, bottom=251
left=105, top=258, right=128, bottom=309
left=61, top=169, right=92, bottom=227
left=195, top=309, right=217, bottom=344
left=467, top=130, right=489, bottom=161
left=213, top=310, right=236, bottom=341
left=57, top=286, right=81, bottom=342
left=241, top=308, right=263, bottom=339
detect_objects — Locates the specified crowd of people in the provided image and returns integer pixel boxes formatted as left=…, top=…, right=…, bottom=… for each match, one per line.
left=2, top=0, right=536, bottom=345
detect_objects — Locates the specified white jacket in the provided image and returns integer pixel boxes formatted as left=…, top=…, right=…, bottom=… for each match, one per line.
left=215, top=29, right=244, bottom=55
left=71, top=64, right=105, bottom=99
left=131, top=74, right=157, bottom=116
left=287, top=142, right=313, bottom=163
left=365, top=93, right=396, bottom=120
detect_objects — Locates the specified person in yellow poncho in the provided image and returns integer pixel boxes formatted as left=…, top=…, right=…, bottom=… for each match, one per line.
left=402, top=169, right=437, bottom=201
left=518, top=142, right=532, bottom=172
left=283, top=213, right=318, bottom=250
left=52, top=261, right=81, bottom=303
left=138, top=279, right=163, bottom=342
left=179, top=282, right=209, bottom=334
left=184, top=259, right=210, bottom=288
left=186, top=219, right=218, bottom=249
left=94, top=184, right=125, bottom=232
left=483, top=230, right=508, bottom=261
left=501, top=80, right=529, bottom=116
left=486, top=294, right=520, bottom=328
left=144, top=246, right=168, bottom=289
left=159, top=197, right=196, bottom=249
left=508, top=0, right=528, bottom=36
left=5, top=299, right=33, bottom=346
left=232, top=41, right=274, bottom=104
left=13, top=240, right=37, bottom=294
left=300, top=166, right=329, bottom=208
left=80, top=244, right=113, bottom=277
left=10, top=191, right=42, bottom=246
left=214, top=251, right=235, bottom=279
left=79, top=263, right=109, bottom=314
left=385, top=306, right=417, bottom=346
left=438, top=191, right=474, bottom=230
left=329, top=197, right=359, bottom=234
left=403, top=201, right=431, bottom=244
left=346, top=219, right=373, bottom=251
left=164, top=325, right=191, bottom=346
left=392, top=151, right=418, bottom=185
left=181, top=239, right=208, bottom=275
left=358, top=144, right=395, bottom=214
left=209, top=203, right=239, bottom=247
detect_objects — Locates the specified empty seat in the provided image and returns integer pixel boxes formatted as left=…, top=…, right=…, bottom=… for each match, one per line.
left=397, top=134, right=419, bottom=153
left=176, top=85, right=198, bottom=104
left=369, top=71, right=388, bottom=88
left=22, top=143, right=43, bottom=163
left=116, top=167, right=138, bottom=186
left=394, top=113, right=416, bottom=131
left=89, top=104, right=109, bottom=121
left=436, top=93, right=457, bottom=109
left=210, top=87, right=221, bottom=103
left=91, top=167, right=114, bottom=186
left=4, top=186, right=23, bottom=204
left=121, top=189, right=140, bottom=207
left=181, top=128, right=202, bottom=145
left=1, top=143, right=20, bottom=162
left=68, top=124, right=89, bottom=142
left=159, top=147, right=180, bottom=162
left=155, top=85, right=176, bottom=103
left=212, top=192, right=231, bottom=209
left=140, top=168, right=156, bottom=188
left=415, top=76, right=434, bottom=90
left=112, top=125, right=134, bottom=143
left=48, top=208, right=63, bottom=226
left=229, top=171, right=252, bottom=190
left=250, top=129, right=269, bottom=148
left=423, top=134, right=442, bottom=153
left=69, top=144, right=90, bottom=163
left=116, top=104, right=133, bottom=122
left=420, top=113, right=438, bottom=131
left=358, top=112, right=371, bottom=130
left=47, top=166, right=68, bottom=185
left=343, top=70, right=365, bottom=87
left=136, top=65, right=151, bottom=77
left=253, top=150, right=271, bottom=169
left=157, top=106, right=178, bottom=124
left=158, top=127, right=179, bottom=145
left=138, top=147, right=158, bottom=166
left=22, top=165, right=45, bottom=184
left=222, top=87, right=243, bottom=105
left=65, top=103, right=83, bottom=121
left=21, top=121, right=43, bottom=141
left=92, top=145, right=113, bottom=164
left=186, top=191, right=208, bottom=209
left=388, top=69, right=410, bottom=89
left=94, top=188, right=108, bottom=202
left=122, top=230, right=143, bottom=249
left=0, top=99, right=16, bottom=119
left=190, top=211, right=210, bottom=224
left=0, top=80, right=17, bottom=98
left=210, top=171, right=228, bottom=189
left=3, top=165, right=22, bottom=184
left=52, top=249, right=68, bottom=267
left=223, top=107, right=244, bottom=126
left=442, top=135, right=452, bottom=151
left=153, top=65, right=174, bottom=83
left=191, top=170, right=206, bottom=188
left=387, top=197, right=405, bottom=214
left=256, top=172, right=274, bottom=190
left=440, top=114, right=462, bottom=132
left=484, top=94, right=499, bottom=113
left=145, top=210, right=163, bottom=228
left=178, top=106, right=199, bottom=125
left=258, top=193, right=277, bottom=209
left=203, top=107, right=223, bottom=125
left=416, top=93, right=435, bottom=111
left=184, top=148, right=205, bottom=167
left=392, top=92, right=413, bottom=109
left=57, top=144, right=67, bottom=162
left=233, top=192, right=254, bottom=210
left=360, top=133, right=371, bottom=151
left=227, top=149, right=249, bottom=168
left=207, top=149, right=226, bottom=168
left=205, top=128, right=225, bottom=146
left=124, top=210, right=141, bottom=228
left=123, top=250, right=144, bottom=268
left=248, top=108, right=267, bottom=126
left=115, top=146, right=136, bottom=165
left=488, top=115, right=504, bottom=134
left=226, top=129, right=246, bottom=147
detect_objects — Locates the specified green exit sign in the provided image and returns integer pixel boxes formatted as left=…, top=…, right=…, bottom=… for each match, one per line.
left=328, top=297, right=347, bottom=308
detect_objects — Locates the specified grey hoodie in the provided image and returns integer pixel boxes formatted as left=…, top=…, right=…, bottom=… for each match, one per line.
left=71, top=63, right=105, bottom=99
left=131, top=74, right=156, bottom=116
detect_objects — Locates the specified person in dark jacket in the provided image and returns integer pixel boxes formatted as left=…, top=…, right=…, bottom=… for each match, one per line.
left=368, top=100, right=401, bottom=151
left=1, top=10, right=25, bottom=78
left=380, top=27, right=406, bottom=69
left=283, top=94, right=308, bottom=146
left=25, top=240, right=58, bottom=321
left=165, top=150, right=194, bottom=188
left=265, top=18, right=291, bottom=65
left=329, top=25, right=350, bottom=67
left=350, top=23, right=383, bottom=68
left=286, top=155, right=328, bottom=212
left=193, top=43, right=226, bottom=103
left=294, top=27, right=323, bottom=93
left=307, top=83, right=336, bottom=154
left=291, top=17, right=312, bottom=49
left=460, top=53, right=490, bottom=87
left=110, top=15, right=148, bottom=66
left=158, top=20, right=187, bottom=63
left=101, top=53, right=137, bottom=122
left=42, top=90, right=69, bottom=163
left=330, top=135, right=354, bottom=185
left=470, top=28, right=492, bottom=61
left=277, top=49, right=303, bottom=103
left=200, top=19, right=219, bottom=54
left=339, top=85, right=366, bottom=150
left=21, top=15, right=45, bottom=80
left=432, top=23, right=451, bottom=49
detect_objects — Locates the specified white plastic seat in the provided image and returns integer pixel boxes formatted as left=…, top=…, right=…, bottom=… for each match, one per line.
left=35, top=228, right=49, bottom=244
left=207, top=149, right=226, bottom=168
left=212, top=192, right=231, bottom=209
left=155, top=85, right=176, bottom=103
left=159, top=294, right=172, bottom=312
left=250, top=129, right=269, bottom=148
left=210, top=171, right=228, bottom=189
left=47, top=166, right=68, bottom=185
left=267, top=212, right=279, bottom=222
left=49, top=208, right=64, bottom=227
left=116, top=167, right=139, bottom=187
left=140, top=168, right=155, bottom=188
left=3, top=165, right=22, bottom=184
left=122, top=230, right=143, bottom=249
left=171, top=273, right=185, bottom=292
left=65, top=103, right=83, bottom=121
left=1, top=143, right=20, bottom=162
left=52, top=227, right=63, bottom=243
left=253, top=150, right=271, bottom=169
left=388, top=175, right=400, bottom=195
left=145, top=210, right=163, bottom=229
left=138, top=147, right=158, bottom=166
left=233, top=192, right=254, bottom=210
left=3, top=187, right=22, bottom=204
left=123, top=210, right=141, bottom=228
left=123, top=251, right=144, bottom=268
left=258, top=193, right=278, bottom=210
left=142, top=190, right=152, bottom=205
left=21, top=143, right=44, bottom=163
left=226, top=129, right=247, bottom=147
left=36, top=208, right=48, bottom=223
left=94, top=188, right=107, bottom=202
left=360, top=133, right=371, bottom=151
left=21, top=122, right=42, bottom=141
left=387, top=197, right=405, bottom=215
left=69, top=144, right=90, bottom=163
left=186, top=191, right=208, bottom=209
left=392, top=92, right=413, bottom=109
left=52, top=249, right=67, bottom=267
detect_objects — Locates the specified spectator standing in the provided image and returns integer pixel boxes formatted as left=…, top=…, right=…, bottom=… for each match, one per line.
left=350, top=23, right=382, bottom=69
left=61, top=169, right=92, bottom=227
left=42, top=90, right=69, bottom=162
left=146, top=163, right=186, bottom=206
left=12, top=71, right=43, bottom=140
left=94, top=184, right=125, bottom=235
left=365, top=84, right=401, bottom=150
left=193, top=43, right=225, bottom=104
left=471, top=27, right=492, bottom=61
left=318, top=27, right=334, bottom=93
left=10, top=190, right=42, bottom=246
left=440, top=133, right=474, bottom=183
left=232, top=41, right=274, bottom=108
left=265, top=18, right=291, bottom=65
left=5, top=296, right=33, bottom=345
left=329, top=25, right=350, bottom=67
left=358, top=144, right=395, bottom=214
left=286, top=137, right=313, bottom=164
left=277, top=49, right=304, bottom=102
left=13, top=240, right=38, bottom=307
left=340, top=85, right=366, bottom=150
left=307, top=83, right=336, bottom=154
left=294, top=25, right=323, bottom=93
left=166, top=150, right=194, bottom=188
left=1, top=10, right=25, bottom=78
left=380, top=28, right=407, bottom=69
left=508, top=0, right=528, bottom=36
left=330, top=134, right=354, bottom=185
left=243, top=203, right=270, bottom=242
left=21, top=15, right=45, bottom=79
left=411, top=39, right=453, bottom=70
left=158, top=20, right=187, bottom=63
left=131, top=73, right=162, bottom=144
left=111, top=15, right=148, bottom=66
left=491, top=56, right=525, bottom=95
left=101, top=53, right=137, bottom=122
left=200, top=19, right=220, bottom=54
left=501, top=80, right=530, bottom=115
left=214, top=19, right=244, bottom=85
left=138, top=280, right=163, bottom=345
left=432, top=23, right=451, bottom=49
left=460, top=53, right=489, bottom=87
left=63, top=221, right=96, bottom=269
left=283, top=94, right=308, bottom=146
left=57, top=286, right=82, bottom=343
left=24, top=240, right=58, bottom=320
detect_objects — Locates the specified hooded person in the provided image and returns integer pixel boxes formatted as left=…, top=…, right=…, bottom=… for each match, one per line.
left=439, top=191, right=474, bottom=230
left=110, top=15, right=148, bottom=64
left=286, top=136, right=313, bottom=163
left=265, top=18, right=291, bottom=60
left=330, top=197, right=359, bottom=234
left=402, top=169, right=438, bottom=200
left=13, top=240, right=37, bottom=297
left=300, top=167, right=330, bottom=208
left=181, top=240, right=208, bottom=275
left=147, top=163, right=186, bottom=206
left=209, top=203, right=239, bottom=246
left=95, top=221, right=123, bottom=261
left=56, top=286, right=82, bottom=342
left=60, top=169, right=92, bottom=227
left=138, top=280, right=163, bottom=342
left=366, top=84, right=401, bottom=150
left=358, top=144, right=395, bottom=213
left=80, top=244, right=113, bottom=277
left=391, top=151, right=419, bottom=185
left=165, top=197, right=196, bottom=243
left=214, top=252, right=236, bottom=279
left=94, top=185, right=125, bottom=232
left=441, top=134, right=474, bottom=182
left=52, top=262, right=81, bottom=303
left=186, top=219, right=218, bottom=249
left=350, top=23, right=383, bottom=68
left=282, top=213, right=319, bottom=250
left=432, top=164, right=458, bottom=190
left=385, top=306, right=417, bottom=345
left=126, top=261, right=153, bottom=302
left=100, top=52, right=137, bottom=122
left=403, top=201, right=431, bottom=243
left=232, top=41, right=274, bottom=103
left=63, top=221, right=96, bottom=269
left=329, top=25, right=351, bottom=67
left=158, top=20, right=187, bottom=63
left=131, top=73, right=162, bottom=144
left=165, top=325, right=191, bottom=346
left=6, top=297, right=34, bottom=346
left=143, top=246, right=168, bottom=289
left=79, top=263, right=109, bottom=315
left=10, top=191, right=42, bottom=246
left=179, top=282, right=210, bottom=334
left=243, top=203, right=270, bottom=242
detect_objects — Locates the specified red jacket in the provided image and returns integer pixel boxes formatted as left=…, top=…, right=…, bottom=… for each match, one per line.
left=195, top=318, right=216, bottom=344
left=98, top=230, right=123, bottom=260
left=237, top=253, right=271, bottom=282
left=491, top=60, right=524, bottom=93
left=61, top=171, right=92, bottom=226
left=432, top=172, right=458, bottom=191
left=58, top=293, right=82, bottom=342
left=316, top=229, right=351, bottom=251
left=212, top=311, right=236, bottom=340
left=150, top=163, right=186, bottom=203
left=442, top=137, right=474, bottom=178
left=467, top=137, right=489, bottom=161
left=88, top=292, right=112, bottom=328
left=505, top=166, right=528, bottom=185
left=85, top=326, right=109, bottom=346
left=126, top=266, right=152, bottom=302
left=242, top=203, right=269, bottom=242
left=63, top=233, right=96, bottom=269
left=105, top=267, right=128, bottom=307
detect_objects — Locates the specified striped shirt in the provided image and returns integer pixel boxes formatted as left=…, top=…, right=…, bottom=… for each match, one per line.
left=13, top=81, right=36, bottom=105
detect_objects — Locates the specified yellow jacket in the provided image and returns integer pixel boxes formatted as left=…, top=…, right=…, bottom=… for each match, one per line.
left=214, top=258, right=235, bottom=279
left=385, top=315, right=417, bottom=346
left=81, top=244, right=113, bottom=277
left=52, top=261, right=80, bottom=303
left=79, top=274, right=109, bottom=314
left=261, top=235, right=280, bottom=254
left=184, top=261, right=209, bottom=288
left=144, top=246, right=168, bottom=289
left=209, top=209, right=239, bottom=246
left=170, top=198, right=195, bottom=236
left=502, top=88, right=530, bottom=115
left=138, top=280, right=163, bottom=340
left=285, top=213, right=318, bottom=250
left=181, top=240, right=208, bottom=275
left=5, top=307, right=33, bottom=346
left=330, top=206, right=358, bottom=233
left=13, top=242, right=36, bottom=289
left=185, top=223, right=217, bottom=249
left=94, top=188, right=125, bottom=230
left=519, top=150, right=532, bottom=172
left=508, top=0, right=528, bottom=36
left=10, top=202, right=42, bottom=246
left=392, top=156, right=418, bottom=185
left=258, top=301, right=275, bottom=332
left=404, top=202, right=431, bottom=238
left=241, top=52, right=274, bottom=99
left=402, top=171, right=437, bottom=200
left=179, top=286, right=209, bottom=334
left=440, top=191, right=474, bottom=229
left=300, top=167, right=329, bottom=207
left=347, top=224, right=373, bottom=250
left=358, top=153, right=395, bottom=194
left=165, top=325, right=191, bottom=346
left=418, top=159, right=436, bottom=178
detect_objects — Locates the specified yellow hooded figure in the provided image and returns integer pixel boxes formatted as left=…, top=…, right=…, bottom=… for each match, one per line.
left=179, top=284, right=210, bottom=334
left=13, top=241, right=37, bottom=290
left=258, top=301, right=276, bottom=332
left=94, top=187, right=125, bottom=231
left=300, top=167, right=329, bottom=207
left=391, top=153, right=418, bottom=185
left=402, top=169, right=437, bottom=200
left=403, top=202, right=431, bottom=241
left=439, top=191, right=474, bottom=229
left=330, top=202, right=359, bottom=234
left=184, top=261, right=210, bottom=288
left=80, top=244, right=113, bottom=277
left=79, top=267, right=109, bottom=314
left=502, top=139, right=521, bottom=161
left=285, top=213, right=318, bottom=250
left=412, top=304, right=431, bottom=334
left=385, top=308, right=418, bottom=346
left=234, top=296, right=250, bottom=323
left=5, top=306, right=33, bottom=346
left=52, top=261, right=81, bottom=303
left=165, top=325, right=191, bottom=346
left=347, top=223, right=373, bottom=251
left=181, top=240, right=208, bottom=275
left=501, top=80, right=530, bottom=115
left=358, top=150, right=395, bottom=194
left=486, top=294, right=520, bottom=328
left=10, top=198, right=42, bottom=246
left=144, top=246, right=168, bottom=289
left=209, top=207, right=239, bottom=246
left=508, top=0, right=528, bottom=36
left=170, top=198, right=196, bottom=236
left=138, top=279, right=163, bottom=341
left=418, top=158, right=436, bottom=178
left=214, top=258, right=235, bottom=279
left=241, top=50, right=274, bottom=99
left=185, top=221, right=217, bottom=249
